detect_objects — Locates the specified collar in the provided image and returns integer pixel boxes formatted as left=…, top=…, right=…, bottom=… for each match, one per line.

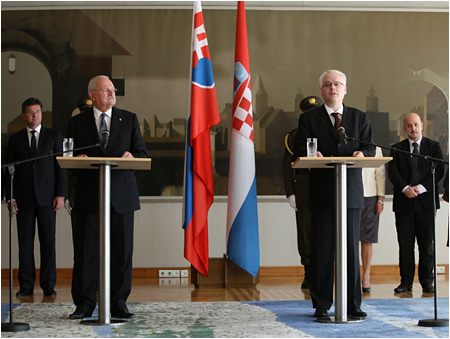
left=325, top=104, right=344, bottom=115
left=409, top=137, right=423, bottom=147
left=27, top=125, right=42, bottom=134
left=93, top=107, right=112, bottom=120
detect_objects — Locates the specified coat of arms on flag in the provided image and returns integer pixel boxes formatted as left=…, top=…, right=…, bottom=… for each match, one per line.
left=183, top=1, right=220, bottom=277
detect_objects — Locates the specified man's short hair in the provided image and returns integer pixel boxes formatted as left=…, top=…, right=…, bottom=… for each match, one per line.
left=88, top=75, right=111, bottom=93
left=319, top=69, right=347, bottom=87
left=22, top=97, right=43, bottom=113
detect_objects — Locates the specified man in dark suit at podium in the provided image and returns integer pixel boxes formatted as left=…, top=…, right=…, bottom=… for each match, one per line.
left=6, top=97, right=67, bottom=298
left=66, top=75, right=147, bottom=319
left=388, top=112, right=444, bottom=294
left=294, top=70, right=375, bottom=318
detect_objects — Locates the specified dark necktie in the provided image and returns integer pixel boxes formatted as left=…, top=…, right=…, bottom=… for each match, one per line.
left=30, top=130, right=37, bottom=157
left=331, top=112, right=341, bottom=132
left=411, top=142, right=419, bottom=185
left=99, top=113, right=107, bottom=139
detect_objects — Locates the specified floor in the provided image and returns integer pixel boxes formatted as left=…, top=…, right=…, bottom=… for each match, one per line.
left=2, top=274, right=448, bottom=304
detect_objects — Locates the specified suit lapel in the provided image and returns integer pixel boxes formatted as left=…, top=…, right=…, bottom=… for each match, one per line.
left=399, top=139, right=414, bottom=171
left=82, top=108, right=101, bottom=143
left=418, top=137, right=430, bottom=176
left=318, top=106, right=337, bottom=139
left=19, top=129, right=33, bottom=157
left=36, top=127, right=46, bottom=156
left=109, top=107, right=122, bottom=148
left=341, top=105, right=353, bottom=134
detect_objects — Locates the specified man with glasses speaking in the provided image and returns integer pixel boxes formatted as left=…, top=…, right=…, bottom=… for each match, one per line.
left=294, top=70, right=375, bottom=319
left=66, top=75, right=147, bottom=319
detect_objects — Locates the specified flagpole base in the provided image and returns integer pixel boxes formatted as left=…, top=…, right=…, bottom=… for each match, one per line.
left=190, top=256, right=260, bottom=289
left=224, top=254, right=259, bottom=288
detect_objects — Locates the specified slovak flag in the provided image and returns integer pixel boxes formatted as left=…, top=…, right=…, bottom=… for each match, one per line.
left=183, top=1, right=220, bottom=277
left=226, top=1, right=260, bottom=277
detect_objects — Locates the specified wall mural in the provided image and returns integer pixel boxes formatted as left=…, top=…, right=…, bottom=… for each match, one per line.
left=2, top=6, right=448, bottom=196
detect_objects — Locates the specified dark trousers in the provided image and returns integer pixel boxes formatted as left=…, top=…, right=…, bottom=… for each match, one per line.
left=395, top=198, right=434, bottom=287
left=71, top=210, right=134, bottom=313
left=309, top=207, right=362, bottom=311
left=293, top=173, right=311, bottom=267
left=16, top=203, right=56, bottom=292
left=294, top=205, right=311, bottom=267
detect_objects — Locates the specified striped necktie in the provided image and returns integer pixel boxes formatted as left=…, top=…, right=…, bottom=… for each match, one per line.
left=99, top=113, right=107, bottom=139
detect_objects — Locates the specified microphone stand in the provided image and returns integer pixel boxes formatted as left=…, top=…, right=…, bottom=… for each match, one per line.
left=1, top=142, right=101, bottom=333
left=344, top=134, right=449, bottom=328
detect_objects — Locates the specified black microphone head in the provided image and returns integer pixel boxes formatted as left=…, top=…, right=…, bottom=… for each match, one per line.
left=337, top=126, right=347, bottom=145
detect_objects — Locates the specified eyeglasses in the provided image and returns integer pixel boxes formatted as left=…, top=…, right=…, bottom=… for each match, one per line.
left=322, top=82, right=345, bottom=88
left=92, top=88, right=117, bottom=94
left=25, top=110, right=42, bottom=115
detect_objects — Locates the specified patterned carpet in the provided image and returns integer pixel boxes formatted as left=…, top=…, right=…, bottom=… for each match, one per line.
left=1, top=298, right=448, bottom=337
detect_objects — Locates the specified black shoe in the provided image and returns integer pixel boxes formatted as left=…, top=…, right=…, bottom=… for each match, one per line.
left=69, top=308, right=92, bottom=319
left=16, top=289, right=33, bottom=297
left=314, top=308, right=329, bottom=318
left=394, top=284, right=413, bottom=293
left=43, top=289, right=56, bottom=297
left=362, top=286, right=371, bottom=293
left=301, top=279, right=310, bottom=289
left=348, top=309, right=367, bottom=318
left=112, top=307, right=134, bottom=319
left=422, top=284, right=435, bottom=293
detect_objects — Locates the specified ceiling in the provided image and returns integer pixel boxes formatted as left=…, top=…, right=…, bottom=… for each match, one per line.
left=2, top=1, right=449, bottom=12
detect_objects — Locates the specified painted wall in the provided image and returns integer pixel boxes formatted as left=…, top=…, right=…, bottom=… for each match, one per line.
left=2, top=197, right=449, bottom=270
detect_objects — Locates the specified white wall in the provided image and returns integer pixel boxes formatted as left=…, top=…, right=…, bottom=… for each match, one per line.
left=1, top=196, right=449, bottom=269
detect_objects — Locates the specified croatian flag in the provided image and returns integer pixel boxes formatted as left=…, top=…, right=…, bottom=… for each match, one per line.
left=183, top=1, right=220, bottom=277
left=226, top=1, right=260, bottom=277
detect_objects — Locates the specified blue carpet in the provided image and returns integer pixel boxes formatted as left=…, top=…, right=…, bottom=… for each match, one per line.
left=247, top=298, right=449, bottom=338
left=1, top=298, right=449, bottom=337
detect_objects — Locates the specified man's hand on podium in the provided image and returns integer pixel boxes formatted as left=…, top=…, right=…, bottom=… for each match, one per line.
left=121, top=151, right=134, bottom=158
left=352, top=151, right=365, bottom=157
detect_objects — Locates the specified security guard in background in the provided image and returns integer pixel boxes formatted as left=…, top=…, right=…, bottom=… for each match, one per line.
left=283, top=96, right=322, bottom=289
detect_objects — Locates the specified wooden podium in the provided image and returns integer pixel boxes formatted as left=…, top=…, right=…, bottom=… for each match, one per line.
left=57, top=156, right=151, bottom=325
left=293, top=156, right=391, bottom=323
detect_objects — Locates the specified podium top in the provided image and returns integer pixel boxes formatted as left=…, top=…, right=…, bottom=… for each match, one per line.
left=57, top=156, right=151, bottom=170
left=292, top=157, right=392, bottom=169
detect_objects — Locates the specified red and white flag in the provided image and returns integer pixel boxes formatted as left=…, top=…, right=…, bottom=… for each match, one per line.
left=182, top=1, right=220, bottom=277
left=226, top=1, right=260, bottom=277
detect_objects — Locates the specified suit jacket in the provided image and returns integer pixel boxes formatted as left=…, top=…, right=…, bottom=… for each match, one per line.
left=66, top=107, right=148, bottom=215
left=5, top=126, right=67, bottom=207
left=362, top=146, right=386, bottom=197
left=293, top=105, right=375, bottom=208
left=388, top=137, right=444, bottom=212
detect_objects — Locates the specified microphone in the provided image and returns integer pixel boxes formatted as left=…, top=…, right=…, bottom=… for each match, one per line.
left=100, top=130, right=109, bottom=150
left=337, top=126, right=347, bottom=145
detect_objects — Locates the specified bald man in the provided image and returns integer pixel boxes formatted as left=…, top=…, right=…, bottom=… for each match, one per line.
left=388, top=113, right=444, bottom=294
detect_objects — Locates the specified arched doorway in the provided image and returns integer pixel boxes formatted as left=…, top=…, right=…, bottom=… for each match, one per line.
left=1, top=51, right=52, bottom=135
